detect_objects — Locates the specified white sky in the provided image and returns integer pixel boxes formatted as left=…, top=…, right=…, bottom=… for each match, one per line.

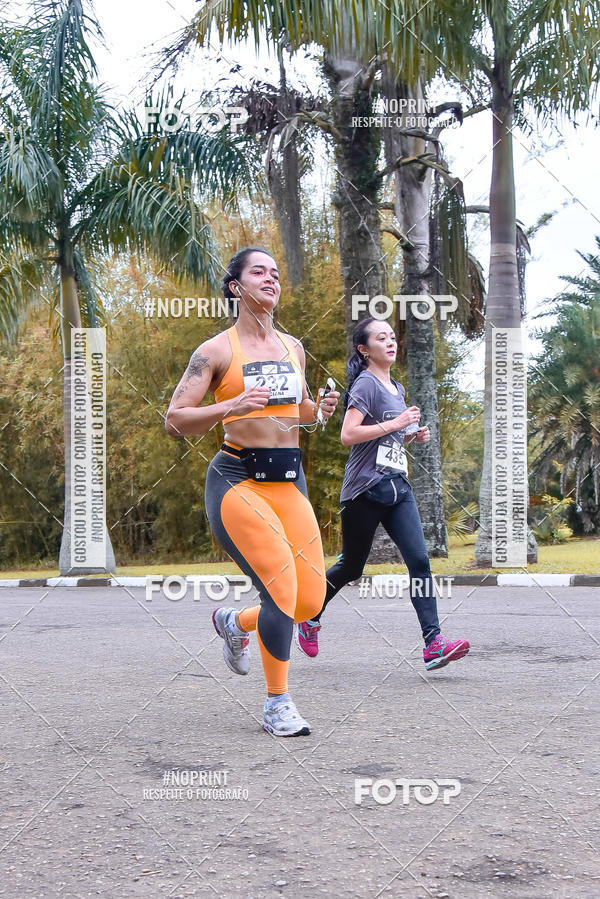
left=91, top=0, right=600, bottom=385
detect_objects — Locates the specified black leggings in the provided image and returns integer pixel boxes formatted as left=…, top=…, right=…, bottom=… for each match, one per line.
left=316, top=483, right=441, bottom=645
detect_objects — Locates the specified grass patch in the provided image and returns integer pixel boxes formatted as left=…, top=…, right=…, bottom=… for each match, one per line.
left=1, top=536, right=598, bottom=580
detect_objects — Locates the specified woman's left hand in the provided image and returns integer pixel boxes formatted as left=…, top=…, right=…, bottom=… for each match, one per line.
left=320, top=391, right=340, bottom=420
left=414, top=425, right=430, bottom=443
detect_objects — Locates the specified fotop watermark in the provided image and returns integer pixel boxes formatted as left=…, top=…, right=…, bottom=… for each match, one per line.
left=143, top=296, right=238, bottom=319
left=143, top=103, right=248, bottom=135
left=352, top=294, right=458, bottom=322
left=145, top=575, right=253, bottom=603
left=351, top=98, right=460, bottom=130
left=358, top=575, right=454, bottom=600
left=354, top=777, right=461, bottom=806
left=143, top=769, right=249, bottom=802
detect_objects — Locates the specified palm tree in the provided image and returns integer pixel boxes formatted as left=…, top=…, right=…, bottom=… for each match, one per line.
left=447, top=1, right=600, bottom=565
left=0, top=0, right=252, bottom=573
left=377, top=71, right=482, bottom=557
left=223, top=64, right=328, bottom=289
left=246, top=0, right=600, bottom=565
left=190, top=1, right=446, bottom=348
left=530, top=245, right=600, bottom=534
left=350, top=0, right=600, bottom=564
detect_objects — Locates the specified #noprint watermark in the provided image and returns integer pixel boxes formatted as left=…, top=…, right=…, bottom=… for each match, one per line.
left=143, top=297, right=238, bottom=319
left=144, top=769, right=249, bottom=802
left=492, top=328, right=528, bottom=566
left=358, top=575, right=454, bottom=599
left=352, top=294, right=458, bottom=322
left=143, top=103, right=248, bottom=135
left=350, top=98, right=460, bottom=131
left=70, top=328, right=107, bottom=570
left=145, top=574, right=253, bottom=603
left=355, top=777, right=461, bottom=806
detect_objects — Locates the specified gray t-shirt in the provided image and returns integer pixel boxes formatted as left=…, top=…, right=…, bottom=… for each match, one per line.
left=340, top=370, right=417, bottom=502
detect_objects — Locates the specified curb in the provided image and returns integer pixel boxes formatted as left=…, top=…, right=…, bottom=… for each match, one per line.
left=1, top=574, right=599, bottom=588
left=365, top=574, right=599, bottom=587
left=0, top=575, right=250, bottom=588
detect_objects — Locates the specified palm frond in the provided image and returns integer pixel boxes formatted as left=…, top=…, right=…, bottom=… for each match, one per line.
left=0, top=0, right=114, bottom=191
left=430, top=172, right=485, bottom=337
left=194, top=0, right=448, bottom=78
left=28, top=0, right=101, bottom=126
left=512, top=0, right=600, bottom=118
left=76, top=168, right=220, bottom=286
left=0, top=250, right=52, bottom=343
left=530, top=279, right=600, bottom=527
left=0, top=124, right=62, bottom=222
left=111, top=92, right=258, bottom=202
left=446, top=501, right=479, bottom=539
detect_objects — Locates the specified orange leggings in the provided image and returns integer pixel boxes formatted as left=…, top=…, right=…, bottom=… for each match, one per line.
left=205, top=451, right=326, bottom=693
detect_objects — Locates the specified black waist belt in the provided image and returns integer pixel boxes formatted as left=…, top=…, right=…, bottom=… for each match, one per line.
left=221, top=443, right=301, bottom=482
left=221, top=443, right=244, bottom=458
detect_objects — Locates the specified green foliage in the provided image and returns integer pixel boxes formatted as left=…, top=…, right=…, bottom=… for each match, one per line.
left=0, top=318, right=64, bottom=566
left=193, top=0, right=442, bottom=82
left=0, top=237, right=492, bottom=567
left=0, top=2, right=255, bottom=341
left=530, top=250, right=600, bottom=534
left=0, top=225, right=349, bottom=566
left=531, top=495, right=574, bottom=545
left=430, top=174, right=483, bottom=338
left=446, top=502, right=479, bottom=541
left=435, top=333, right=484, bottom=521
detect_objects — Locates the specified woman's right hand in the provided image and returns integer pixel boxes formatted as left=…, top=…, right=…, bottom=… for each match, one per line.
left=392, top=405, right=421, bottom=431
left=226, top=385, right=271, bottom=417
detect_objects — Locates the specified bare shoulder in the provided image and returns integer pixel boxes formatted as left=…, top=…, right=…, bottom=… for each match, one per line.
left=169, top=330, right=232, bottom=408
left=188, top=330, right=232, bottom=380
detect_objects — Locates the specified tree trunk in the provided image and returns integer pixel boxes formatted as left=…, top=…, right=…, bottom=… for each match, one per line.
left=324, top=50, right=398, bottom=562
left=267, top=48, right=305, bottom=288
left=475, top=40, right=537, bottom=565
left=325, top=53, right=386, bottom=358
left=58, top=250, right=115, bottom=574
left=382, top=73, right=448, bottom=556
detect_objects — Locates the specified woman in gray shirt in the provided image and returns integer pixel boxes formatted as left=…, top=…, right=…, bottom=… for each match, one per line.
left=297, top=317, right=470, bottom=671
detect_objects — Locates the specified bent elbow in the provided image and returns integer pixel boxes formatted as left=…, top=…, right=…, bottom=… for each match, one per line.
left=164, top=410, right=180, bottom=437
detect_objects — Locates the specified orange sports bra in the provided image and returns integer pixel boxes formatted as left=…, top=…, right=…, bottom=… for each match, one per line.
left=215, top=326, right=304, bottom=424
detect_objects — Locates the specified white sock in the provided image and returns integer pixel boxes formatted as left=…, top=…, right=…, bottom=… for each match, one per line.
left=306, top=618, right=320, bottom=627
left=266, top=692, right=290, bottom=708
left=225, top=610, right=246, bottom=636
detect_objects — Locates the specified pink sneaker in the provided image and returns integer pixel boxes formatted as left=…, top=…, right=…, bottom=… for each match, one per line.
left=295, top=620, right=321, bottom=658
left=423, top=634, right=470, bottom=670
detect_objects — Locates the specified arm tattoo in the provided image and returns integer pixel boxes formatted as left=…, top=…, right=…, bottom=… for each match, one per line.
left=173, top=352, right=210, bottom=401
left=186, top=352, right=210, bottom=379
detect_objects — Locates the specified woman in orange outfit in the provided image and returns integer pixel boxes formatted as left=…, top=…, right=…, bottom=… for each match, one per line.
left=165, top=248, right=339, bottom=736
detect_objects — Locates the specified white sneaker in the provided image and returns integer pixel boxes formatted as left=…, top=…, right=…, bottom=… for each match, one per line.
left=212, top=607, right=250, bottom=675
left=262, top=694, right=311, bottom=736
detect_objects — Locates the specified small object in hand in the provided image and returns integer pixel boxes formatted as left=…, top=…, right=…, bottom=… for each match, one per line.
left=316, top=377, right=336, bottom=425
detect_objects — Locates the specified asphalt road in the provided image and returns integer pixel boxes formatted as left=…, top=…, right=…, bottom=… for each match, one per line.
left=1, top=584, right=599, bottom=898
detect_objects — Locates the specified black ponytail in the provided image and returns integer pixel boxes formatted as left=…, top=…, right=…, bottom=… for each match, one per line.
left=344, top=317, right=376, bottom=410
left=221, top=246, right=276, bottom=318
